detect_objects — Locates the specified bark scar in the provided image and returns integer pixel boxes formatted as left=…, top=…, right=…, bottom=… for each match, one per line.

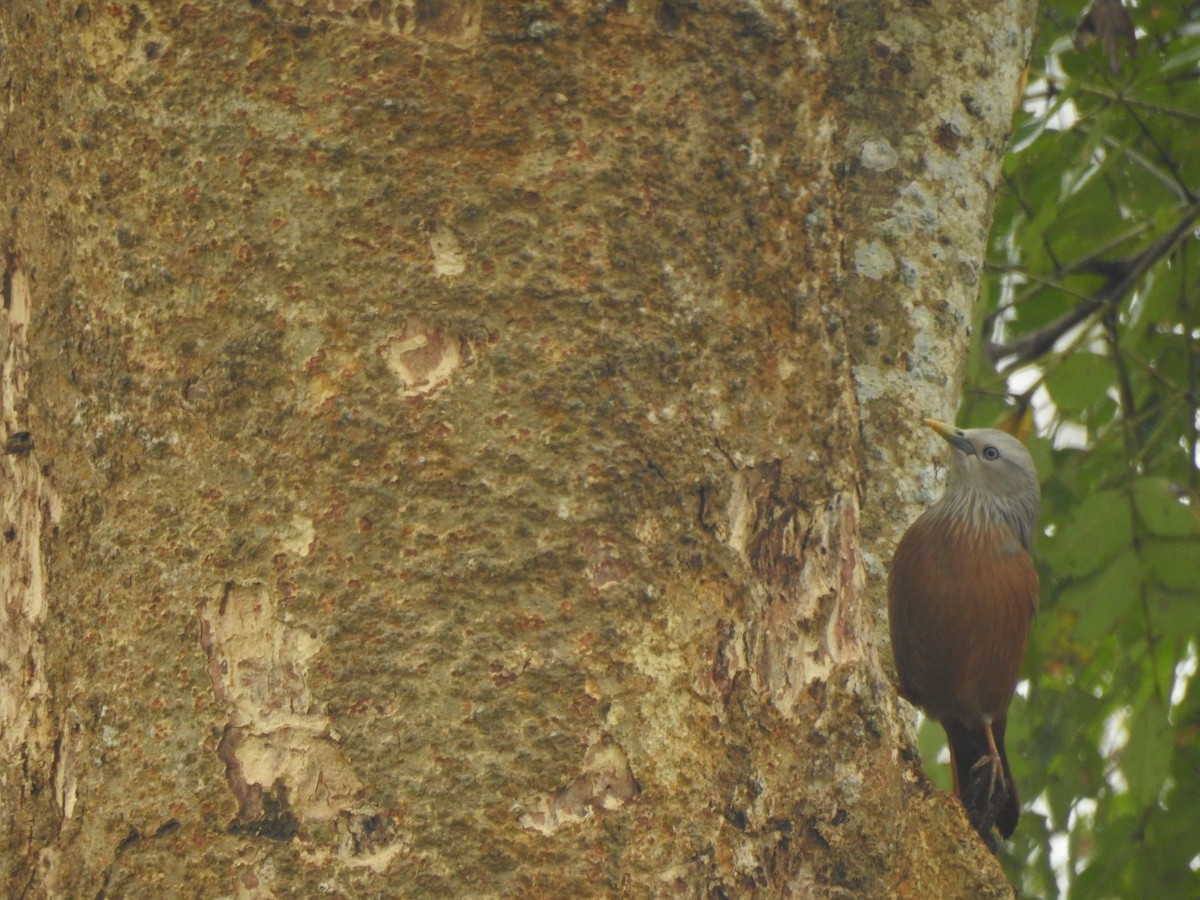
left=517, top=733, right=640, bottom=835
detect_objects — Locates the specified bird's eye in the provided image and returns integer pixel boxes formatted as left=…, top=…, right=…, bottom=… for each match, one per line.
left=983, top=445, right=1000, bottom=460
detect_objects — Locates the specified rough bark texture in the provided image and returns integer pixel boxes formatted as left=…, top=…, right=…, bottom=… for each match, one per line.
left=0, top=1, right=1034, bottom=896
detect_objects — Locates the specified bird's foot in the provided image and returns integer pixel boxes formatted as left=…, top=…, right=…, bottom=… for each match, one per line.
left=969, top=751, right=1005, bottom=800
left=963, top=754, right=1010, bottom=850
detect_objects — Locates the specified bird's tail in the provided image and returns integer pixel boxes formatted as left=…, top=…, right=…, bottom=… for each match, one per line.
left=944, top=717, right=1019, bottom=840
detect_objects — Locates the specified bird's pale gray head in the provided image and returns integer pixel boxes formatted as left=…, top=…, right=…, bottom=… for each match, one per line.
left=925, top=419, right=1041, bottom=550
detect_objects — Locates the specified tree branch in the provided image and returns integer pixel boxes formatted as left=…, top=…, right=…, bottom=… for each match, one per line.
left=984, top=197, right=1200, bottom=366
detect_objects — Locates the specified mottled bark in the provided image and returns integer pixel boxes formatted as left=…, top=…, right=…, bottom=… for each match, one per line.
left=0, top=1, right=1034, bottom=896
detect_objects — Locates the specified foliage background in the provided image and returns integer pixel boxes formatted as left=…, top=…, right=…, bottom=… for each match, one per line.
left=916, top=1, right=1200, bottom=896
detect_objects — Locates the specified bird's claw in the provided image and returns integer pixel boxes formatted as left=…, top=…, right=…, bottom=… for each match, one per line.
left=963, top=751, right=1010, bottom=849
left=970, top=751, right=1005, bottom=799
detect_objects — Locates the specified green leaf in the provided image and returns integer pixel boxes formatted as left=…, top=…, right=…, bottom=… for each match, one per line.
left=1153, top=38, right=1200, bottom=78
left=1130, top=262, right=1185, bottom=335
left=1133, top=477, right=1200, bottom=537
left=1044, top=353, right=1116, bottom=413
left=1140, top=797, right=1200, bottom=900
left=1071, top=812, right=1139, bottom=899
left=1026, top=436, right=1055, bottom=482
left=1040, top=489, right=1132, bottom=577
left=1059, top=550, right=1140, bottom=641
left=1141, top=540, right=1200, bottom=592
left=1123, top=701, right=1173, bottom=808
left=1145, top=586, right=1200, bottom=640
left=916, top=718, right=951, bottom=793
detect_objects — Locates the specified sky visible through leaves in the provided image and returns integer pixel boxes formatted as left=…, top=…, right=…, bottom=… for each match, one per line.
left=916, top=2, right=1200, bottom=896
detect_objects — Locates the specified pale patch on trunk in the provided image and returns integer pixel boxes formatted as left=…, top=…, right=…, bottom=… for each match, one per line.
left=726, top=471, right=868, bottom=718
left=517, top=732, right=639, bottom=835
left=198, top=582, right=403, bottom=867
left=383, top=320, right=468, bottom=398
left=0, top=261, right=62, bottom=787
left=429, top=226, right=467, bottom=278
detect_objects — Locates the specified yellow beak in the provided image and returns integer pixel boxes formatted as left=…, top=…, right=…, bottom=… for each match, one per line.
left=924, top=418, right=975, bottom=457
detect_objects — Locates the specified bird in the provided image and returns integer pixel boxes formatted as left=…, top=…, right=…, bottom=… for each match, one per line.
left=887, top=418, right=1040, bottom=841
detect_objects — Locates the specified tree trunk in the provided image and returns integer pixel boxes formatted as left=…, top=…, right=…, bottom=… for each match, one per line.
left=0, top=1, right=1035, bottom=896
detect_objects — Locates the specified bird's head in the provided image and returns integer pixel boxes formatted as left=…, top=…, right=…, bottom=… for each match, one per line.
left=924, top=418, right=1041, bottom=548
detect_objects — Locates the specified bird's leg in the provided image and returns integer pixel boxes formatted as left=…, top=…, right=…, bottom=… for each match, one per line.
left=969, top=722, right=1005, bottom=798
left=961, top=722, right=1011, bottom=846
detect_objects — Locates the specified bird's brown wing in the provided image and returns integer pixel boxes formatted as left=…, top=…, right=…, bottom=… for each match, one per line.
left=888, top=512, right=1039, bottom=725
left=890, top=514, right=1037, bottom=838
